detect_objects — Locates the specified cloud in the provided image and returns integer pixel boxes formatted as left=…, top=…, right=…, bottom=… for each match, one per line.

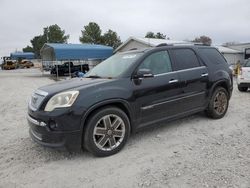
left=0, top=0, right=250, bottom=57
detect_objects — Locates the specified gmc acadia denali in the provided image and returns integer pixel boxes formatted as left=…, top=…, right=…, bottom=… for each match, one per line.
left=27, top=45, right=233, bottom=157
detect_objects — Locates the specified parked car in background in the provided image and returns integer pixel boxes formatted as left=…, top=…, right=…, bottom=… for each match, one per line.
left=27, top=45, right=233, bottom=157
left=237, top=59, right=250, bottom=91
left=50, top=62, right=89, bottom=76
left=19, top=60, right=34, bottom=68
left=42, top=62, right=53, bottom=71
left=2, top=60, right=17, bottom=70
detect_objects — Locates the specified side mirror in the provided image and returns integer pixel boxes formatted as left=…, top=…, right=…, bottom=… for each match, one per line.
left=135, top=68, right=154, bottom=79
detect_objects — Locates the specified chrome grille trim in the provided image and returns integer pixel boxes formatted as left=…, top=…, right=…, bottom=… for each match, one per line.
left=27, top=115, right=46, bottom=127
left=29, top=100, right=37, bottom=111
left=30, top=129, right=42, bottom=140
left=35, top=89, right=48, bottom=97
left=29, top=89, right=48, bottom=111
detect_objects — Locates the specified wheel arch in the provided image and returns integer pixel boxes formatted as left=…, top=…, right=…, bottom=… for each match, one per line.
left=209, top=79, right=231, bottom=99
left=80, top=99, right=134, bottom=142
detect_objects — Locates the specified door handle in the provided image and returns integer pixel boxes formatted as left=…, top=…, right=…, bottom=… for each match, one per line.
left=169, top=79, right=178, bottom=83
left=201, top=73, right=208, bottom=77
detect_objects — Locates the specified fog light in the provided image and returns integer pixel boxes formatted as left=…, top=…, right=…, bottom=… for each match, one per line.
left=49, top=120, right=58, bottom=130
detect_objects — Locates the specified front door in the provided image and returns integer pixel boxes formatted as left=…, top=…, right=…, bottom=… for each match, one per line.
left=132, top=50, right=183, bottom=128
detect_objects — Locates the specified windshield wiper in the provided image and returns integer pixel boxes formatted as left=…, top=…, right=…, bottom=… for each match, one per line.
left=85, top=75, right=102, bottom=78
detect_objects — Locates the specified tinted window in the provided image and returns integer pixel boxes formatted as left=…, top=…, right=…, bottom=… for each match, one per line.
left=138, top=51, right=172, bottom=75
left=244, top=60, right=250, bottom=67
left=173, top=49, right=200, bottom=70
left=199, top=48, right=227, bottom=64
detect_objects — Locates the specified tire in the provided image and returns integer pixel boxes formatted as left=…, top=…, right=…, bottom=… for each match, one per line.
left=238, top=85, right=248, bottom=92
left=58, top=71, right=64, bottom=76
left=205, top=87, right=229, bottom=119
left=83, top=106, right=130, bottom=157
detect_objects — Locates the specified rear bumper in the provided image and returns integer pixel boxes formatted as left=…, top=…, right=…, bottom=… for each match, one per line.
left=237, top=77, right=250, bottom=85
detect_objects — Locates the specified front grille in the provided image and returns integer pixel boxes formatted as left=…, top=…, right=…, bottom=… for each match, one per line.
left=30, top=89, right=48, bottom=111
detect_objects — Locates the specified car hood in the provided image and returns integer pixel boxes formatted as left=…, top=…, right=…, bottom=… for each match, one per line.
left=38, top=78, right=112, bottom=95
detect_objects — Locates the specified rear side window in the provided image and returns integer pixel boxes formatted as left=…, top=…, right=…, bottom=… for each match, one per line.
left=173, top=49, right=200, bottom=70
left=199, top=48, right=227, bottom=64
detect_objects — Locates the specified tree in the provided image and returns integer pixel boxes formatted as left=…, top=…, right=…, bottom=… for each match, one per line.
left=30, top=35, right=47, bottom=58
left=155, top=32, right=166, bottom=39
left=44, top=24, right=69, bottom=43
left=145, top=32, right=155, bottom=38
left=192, top=35, right=212, bottom=46
left=23, top=45, right=34, bottom=52
left=79, top=22, right=122, bottom=49
left=102, top=29, right=122, bottom=49
left=23, top=24, right=69, bottom=58
left=145, top=31, right=167, bottom=39
left=79, top=22, right=103, bottom=44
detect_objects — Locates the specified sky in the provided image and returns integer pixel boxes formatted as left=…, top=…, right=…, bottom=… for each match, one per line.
left=0, top=0, right=250, bottom=57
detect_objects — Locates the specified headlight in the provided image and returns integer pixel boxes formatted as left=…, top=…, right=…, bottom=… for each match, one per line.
left=44, top=91, right=79, bottom=112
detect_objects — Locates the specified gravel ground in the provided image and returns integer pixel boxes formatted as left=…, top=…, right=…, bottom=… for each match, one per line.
left=0, top=69, right=250, bottom=188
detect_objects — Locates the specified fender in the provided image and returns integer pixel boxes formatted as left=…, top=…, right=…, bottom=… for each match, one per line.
left=79, top=98, right=134, bottom=134
left=208, top=79, right=231, bottom=99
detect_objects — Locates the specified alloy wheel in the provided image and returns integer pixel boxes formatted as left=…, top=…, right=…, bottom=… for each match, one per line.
left=213, top=91, right=227, bottom=115
left=93, top=114, right=125, bottom=151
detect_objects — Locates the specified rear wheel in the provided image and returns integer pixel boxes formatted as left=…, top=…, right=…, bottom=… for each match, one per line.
left=205, top=87, right=229, bottom=119
left=58, top=71, right=64, bottom=76
left=83, top=106, right=130, bottom=157
left=238, top=85, right=248, bottom=92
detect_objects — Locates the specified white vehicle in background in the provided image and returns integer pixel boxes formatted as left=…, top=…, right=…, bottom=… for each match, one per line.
left=237, top=59, right=250, bottom=92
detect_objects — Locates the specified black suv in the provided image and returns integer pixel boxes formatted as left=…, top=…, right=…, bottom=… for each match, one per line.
left=27, top=45, right=233, bottom=157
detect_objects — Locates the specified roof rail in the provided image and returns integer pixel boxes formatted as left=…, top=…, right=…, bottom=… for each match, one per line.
left=129, top=48, right=138, bottom=51
left=154, top=43, right=211, bottom=48
left=194, top=43, right=210, bottom=46
left=155, top=43, right=173, bottom=47
left=172, top=43, right=195, bottom=46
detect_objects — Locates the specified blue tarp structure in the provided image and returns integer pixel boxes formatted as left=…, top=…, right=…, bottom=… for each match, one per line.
left=10, top=52, right=35, bottom=60
left=40, top=43, right=113, bottom=61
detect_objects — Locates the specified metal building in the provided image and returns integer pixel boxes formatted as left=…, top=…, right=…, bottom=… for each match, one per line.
left=226, top=43, right=250, bottom=60
left=41, top=43, right=113, bottom=61
left=40, top=43, right=113, bottom=78
left=10, top=52, right=35, bottom=60
left=114, top=37, right=193, bottom=53
left=215, top=46, right=243, bottom=65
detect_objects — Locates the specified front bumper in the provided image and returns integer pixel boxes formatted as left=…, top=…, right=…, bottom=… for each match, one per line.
left=238, top=83, right=250, bottom=88
left=27, top=107, right=85, bottom=151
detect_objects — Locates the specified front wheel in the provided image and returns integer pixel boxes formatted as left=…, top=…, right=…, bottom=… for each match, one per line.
left=83, top=106, right=130, bottom=157
left=205, top=87, right=229, bottom=119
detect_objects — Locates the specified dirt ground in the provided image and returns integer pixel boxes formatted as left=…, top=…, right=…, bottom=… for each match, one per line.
left=0, top=69, right=250, bottom=188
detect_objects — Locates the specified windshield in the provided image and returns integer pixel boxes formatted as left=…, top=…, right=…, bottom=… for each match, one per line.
left=85, top=52, right=143, bottom=78
left=244, top=60, right=250, bottom=67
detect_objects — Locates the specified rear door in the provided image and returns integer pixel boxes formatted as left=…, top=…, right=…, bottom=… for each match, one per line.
left=170, top=48, right=209, bottom=112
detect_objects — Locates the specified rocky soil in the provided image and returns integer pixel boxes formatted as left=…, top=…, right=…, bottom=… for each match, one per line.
left=0, top=69, right=250, bottom=188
